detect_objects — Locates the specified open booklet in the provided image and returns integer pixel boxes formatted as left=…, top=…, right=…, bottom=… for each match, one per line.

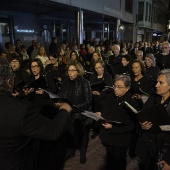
left=124, top=101, right=170, bottom=132
left=42, top=89, right=127, bottom=125
left=139, top=88, right=150, bottom=104
left=91, top=82, right=113, bottom=92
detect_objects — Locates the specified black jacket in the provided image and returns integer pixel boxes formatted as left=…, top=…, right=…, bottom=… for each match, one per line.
left=0, top=91, right=70, bottom=170
left=99, top=91, right=139, bottom=146
left=136, top=95, right=170, bottom=165
left=58, top=76, right=92, bottom=118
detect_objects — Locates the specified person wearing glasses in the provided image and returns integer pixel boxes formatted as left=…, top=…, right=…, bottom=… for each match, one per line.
left=99, top=74, right=139, bottom=170
left=58, top=60, right=92, bottom=164
left=89, top=60, right=113, bottom=139
left=155, top=41, right=170, bottom=70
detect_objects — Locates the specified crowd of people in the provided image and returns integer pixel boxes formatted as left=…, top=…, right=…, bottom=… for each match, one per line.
left=0, top=37, right=170, bottom=170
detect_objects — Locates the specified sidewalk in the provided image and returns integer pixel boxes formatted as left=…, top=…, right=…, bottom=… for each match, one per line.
left=63, top=130, right=139, bottom=170
left=64, top=132, right=106, bottom=170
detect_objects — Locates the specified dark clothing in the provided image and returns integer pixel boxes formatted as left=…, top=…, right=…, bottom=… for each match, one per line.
left=114, top=63, right=132, bottom=76
left=58, top=76, right=92, bottom=115
left=130, top=75, right=154, bottom=109
left=45, top=63, right=66, bottom=92
left=130, top=48, right=138, bottom=60
left=0, top=91, right=70, bottom=170
left=155, top=53, right=170, bottom=70
left=136, top=95, right=170, bottom=169
left=130, top=75, right=154, bottom=96
left=89, top=72, right=113, bottom=112
left=100, top=92, right=139, bottom=146
left=108, top=54, right=122, bottom=74
left=146, top=66, right=160, bottom=82
left=99, top=91, right=139, bottom=170
left=58, top=76, right=92, bottom=158
left=49, top=42, right=58, bottom=55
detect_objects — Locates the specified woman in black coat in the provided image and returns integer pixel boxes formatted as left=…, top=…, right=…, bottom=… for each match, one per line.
left=99, top=74, right=139, bottom=170
left=89, top=60, right=113, bottom=138
left=58, top=60, right=92, bottom=164
left=130, top=59, right=154, bottom=109
left=144, top=53, right=160, bottom=82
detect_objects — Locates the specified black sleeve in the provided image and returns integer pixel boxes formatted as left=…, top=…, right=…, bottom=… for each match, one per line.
left=21, top=103, right=70, bottom=140
left=164, top=149, right=170, bottom=165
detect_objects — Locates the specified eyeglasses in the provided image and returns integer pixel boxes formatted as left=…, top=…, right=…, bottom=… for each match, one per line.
left=95, top=67, right=103, bottom=70
left=113, top=85, right=125, bottom=90
left=31, top=65, right=39, bottom=69
left=68, top=69, right=78, bottom=72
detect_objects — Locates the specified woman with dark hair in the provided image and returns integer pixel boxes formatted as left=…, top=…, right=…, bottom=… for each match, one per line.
left=99, top=74, right=139, bottom=170
left=45, top=53, right=66, bottom=92
left=58, top=60, right=92, bottom=165
left=69, top=50, right=79, bottom=61
left=129, top=59, right=155, bottom=159
left=24, top=58, right=63, bottom=170
left=130, top=59, right=154, bottom=107
left=115, top=54, right=132, bottom=75
left=24, top=58, right=56, bottom=109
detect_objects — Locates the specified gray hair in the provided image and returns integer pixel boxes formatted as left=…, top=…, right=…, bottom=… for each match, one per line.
left=0, top=58, right=13, bottom=91
left=159, top=69, right=170, bottom=85
left=114, top=74, right=131, bottom=88
left=145, top=53, right=156, bottom=66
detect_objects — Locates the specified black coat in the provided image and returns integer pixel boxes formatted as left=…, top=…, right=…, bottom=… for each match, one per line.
left=99, top=92, right=139, bottom=146
left=89, top=72, right=113, bottom=112
left=58, top=76, right=92, bottom=118
left=155, top=53, right=170, bottom=70
left=0, top=91, right=70, bottom=170
left=130, top=74, right=154, bottom=96
left=136, top=95, right=170, bottom=165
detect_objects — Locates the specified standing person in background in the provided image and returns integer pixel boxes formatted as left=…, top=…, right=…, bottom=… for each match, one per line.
left=0, top=57, right=72, bottom=170
left=49, top=37, right=58, bottom=55
left=58, top=60, right=92, bottom=165
left=27, top=40, right=36, bottom=57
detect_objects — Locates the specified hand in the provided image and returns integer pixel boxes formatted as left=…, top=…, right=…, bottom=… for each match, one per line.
left=35, top=88, right=44, bottom=95
left=133, top=94, right=141, bottom=100
left=158, top=160, right=170, bottom=170
left=56, top=102, right=72, bottom=113
left=92, top=91, right=100, bottom=96
left=12, top=91, right=19, bottom=97
left=102, top=123, right=112, bottom=129
left=23, top=88, right=34, bottom=95
left=96, top=112, right=101, bottom=116
left=140, top=121, right=153, bottom=130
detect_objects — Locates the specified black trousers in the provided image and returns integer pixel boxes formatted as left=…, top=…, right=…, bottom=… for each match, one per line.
left=66, top=118, right=91, bottom=155
left=105, top=144, right=128, bottom=170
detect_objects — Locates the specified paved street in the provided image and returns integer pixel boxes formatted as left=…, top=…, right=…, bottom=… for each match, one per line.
left=63, top=130, right=138, bottom=170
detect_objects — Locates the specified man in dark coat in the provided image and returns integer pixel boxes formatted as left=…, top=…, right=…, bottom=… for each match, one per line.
left=0, top=58, right=72, bottom=170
